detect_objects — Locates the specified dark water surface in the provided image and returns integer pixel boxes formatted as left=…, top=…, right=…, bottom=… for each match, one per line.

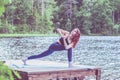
left=0, top=36, right=120, bottom=80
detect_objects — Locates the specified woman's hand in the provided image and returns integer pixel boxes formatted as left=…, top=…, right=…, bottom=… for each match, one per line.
left=63, top=37, right=73, bottom=49
left=56, top=28, right=69, bottom=38
left=62, top=34, right=69, bottom=39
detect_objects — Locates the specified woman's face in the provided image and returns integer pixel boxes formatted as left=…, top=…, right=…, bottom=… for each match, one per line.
left=69, top=28, right=79, bottom=39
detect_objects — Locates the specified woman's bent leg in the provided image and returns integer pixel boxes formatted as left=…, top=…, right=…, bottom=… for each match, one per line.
left=68, top=48, right=72, bottom=62
left=68, top=48, right=72, bottom=67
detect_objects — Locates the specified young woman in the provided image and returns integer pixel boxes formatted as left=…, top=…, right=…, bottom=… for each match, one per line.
left=22, top=28, right=80, bottom=67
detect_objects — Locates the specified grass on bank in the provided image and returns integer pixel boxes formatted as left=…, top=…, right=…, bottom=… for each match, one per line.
left=0, top=33, right=119, bottom=37
left=0, top=33, right=58, bottom=37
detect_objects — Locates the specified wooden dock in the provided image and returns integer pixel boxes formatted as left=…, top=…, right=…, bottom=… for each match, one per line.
left=6, top=60, right=101, bottom=80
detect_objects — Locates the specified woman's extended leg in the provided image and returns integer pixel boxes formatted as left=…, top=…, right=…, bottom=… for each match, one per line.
left=27, top=42, right=66, bottom=60
left=22, top=42, right=66, bottom=65
left=27, top=49, right=53, bottom=59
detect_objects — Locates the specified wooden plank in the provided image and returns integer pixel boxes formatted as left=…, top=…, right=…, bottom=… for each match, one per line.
left=96, top=69, right=101, bottom=80
left=17, top=68, right=100, bottom=80
left=5, top=60, right=101, bottom=80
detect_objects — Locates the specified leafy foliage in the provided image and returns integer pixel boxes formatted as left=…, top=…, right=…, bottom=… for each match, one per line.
left=0, top=0, right=10, bottom=16
left=0, top=0, right=56, bottom=34
left=0, top=61, right=21, bottom=80
left=0, top=0, right=120, bottom=35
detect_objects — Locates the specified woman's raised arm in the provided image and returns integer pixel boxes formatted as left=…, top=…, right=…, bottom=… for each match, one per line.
left=56, top=28, right=69, bottom=38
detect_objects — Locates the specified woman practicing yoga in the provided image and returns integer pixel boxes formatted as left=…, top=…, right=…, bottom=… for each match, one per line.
left=22, top=28, right=80, bottom=67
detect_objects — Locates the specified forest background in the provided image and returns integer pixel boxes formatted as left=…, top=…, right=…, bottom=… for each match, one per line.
left=0, top=0, right=120, bottom=36
left=0, top=0, right=120, bottom=79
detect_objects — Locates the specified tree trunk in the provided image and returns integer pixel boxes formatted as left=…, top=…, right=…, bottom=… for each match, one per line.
left=112, top=11, right=115, bottom=24
left=41, top=0, right=44, bottom=22
left=31, top=0, right=34, bottom=13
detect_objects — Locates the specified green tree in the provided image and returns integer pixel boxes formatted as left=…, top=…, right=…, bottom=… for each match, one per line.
left=34, top=0, right=56, bottom=33
left=1, top=0, right=56, bottom=34
left=0, top=0, right=10, bottom=16
left=53, top=0, right=81, bottom=31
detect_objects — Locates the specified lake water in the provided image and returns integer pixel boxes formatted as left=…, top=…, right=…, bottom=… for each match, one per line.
left=0, top=36, right=120, bottom=80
